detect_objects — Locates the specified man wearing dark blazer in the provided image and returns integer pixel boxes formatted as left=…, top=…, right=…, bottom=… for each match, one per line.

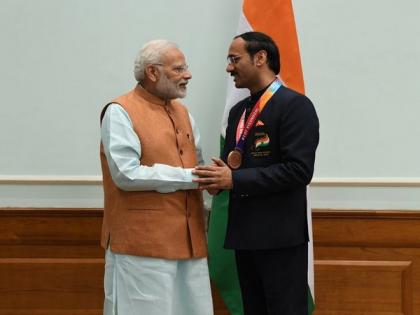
left=193, top=31, right=319, bottom=315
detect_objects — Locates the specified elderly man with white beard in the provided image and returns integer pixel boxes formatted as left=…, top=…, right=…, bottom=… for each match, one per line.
left=99, top=40, right=213, bottom=315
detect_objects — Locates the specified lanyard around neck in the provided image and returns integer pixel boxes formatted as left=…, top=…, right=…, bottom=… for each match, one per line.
left=234, top=79, right=282, bottom=150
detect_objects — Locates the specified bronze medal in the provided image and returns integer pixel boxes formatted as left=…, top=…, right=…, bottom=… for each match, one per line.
left=227, top=150, right=242, bottom=169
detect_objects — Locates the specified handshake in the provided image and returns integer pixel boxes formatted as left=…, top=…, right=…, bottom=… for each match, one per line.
left=192, top=158, right=233, bottom=195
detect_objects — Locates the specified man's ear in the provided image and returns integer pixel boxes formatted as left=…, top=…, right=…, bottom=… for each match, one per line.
left=254, top=50, right=268, bottom=67
left=145, top=65, right=160, bottom=83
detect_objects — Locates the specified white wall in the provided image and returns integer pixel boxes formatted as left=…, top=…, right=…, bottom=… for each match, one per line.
left=293, top=0, right=420, bottom=209
left=1, top=0, right=419, bottom=209
left=0, top=0, right=242, bottom=176
left=294, top=0, right=420, bottom=178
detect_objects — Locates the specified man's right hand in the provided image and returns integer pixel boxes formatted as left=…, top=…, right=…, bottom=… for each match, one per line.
left=192, top=158, right=233, bottom=192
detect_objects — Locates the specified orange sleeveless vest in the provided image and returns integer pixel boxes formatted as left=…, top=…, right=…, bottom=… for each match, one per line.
left=100, top=85, right=207, bottom=259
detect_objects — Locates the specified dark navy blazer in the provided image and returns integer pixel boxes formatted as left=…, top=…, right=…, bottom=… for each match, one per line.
left=222, top=85, right=319, bottom=250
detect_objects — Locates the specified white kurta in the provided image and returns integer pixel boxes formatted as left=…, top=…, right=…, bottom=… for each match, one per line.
left=101, top=104, right=213, bottom=315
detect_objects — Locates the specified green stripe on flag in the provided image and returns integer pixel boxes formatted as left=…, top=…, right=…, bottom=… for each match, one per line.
left=308, top=285, right=315, bottom=314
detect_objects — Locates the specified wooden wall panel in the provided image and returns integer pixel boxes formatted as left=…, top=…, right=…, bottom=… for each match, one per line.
left=1, top=208, right=420, bottom=315
left=0, top=258, right=103, bottom=311
left=313, top=210, right=420, bottom=315
left=211, top=283, right=231, bottom=315
left=0, top=209, right=104, bottom=315
left=0, top=209, right=103, bottom=258
left=315, top=260, right=412, bottom=315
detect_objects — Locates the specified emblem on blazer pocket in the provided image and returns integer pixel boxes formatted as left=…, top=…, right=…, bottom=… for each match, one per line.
left=250, top=132, right=271, bottom=157
left=255, top=133, right=270, bottom=149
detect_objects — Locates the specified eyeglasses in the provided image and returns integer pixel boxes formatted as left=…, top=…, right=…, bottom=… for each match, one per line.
left=153, top=63, right=189, bottom=74
left=227, top=55, right=243, bottom=65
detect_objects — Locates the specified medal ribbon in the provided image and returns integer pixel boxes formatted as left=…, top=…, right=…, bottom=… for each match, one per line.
left=234, top=79, right=282, bottom=150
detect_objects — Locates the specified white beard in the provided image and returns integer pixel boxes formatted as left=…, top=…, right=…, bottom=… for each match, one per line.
left=156, top=72, right=186, bottom=100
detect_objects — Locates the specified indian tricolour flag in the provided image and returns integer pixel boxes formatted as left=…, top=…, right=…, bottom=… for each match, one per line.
left=207, top=0, right=315, bottom=314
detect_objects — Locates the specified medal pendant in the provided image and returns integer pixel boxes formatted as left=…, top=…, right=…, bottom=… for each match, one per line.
left=227, top=150, right=242, bottom=169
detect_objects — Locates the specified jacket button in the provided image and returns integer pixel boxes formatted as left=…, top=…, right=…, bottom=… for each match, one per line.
left=176, top=129, right=180, bottom=134
left=180, top=150, right=183, bottom=155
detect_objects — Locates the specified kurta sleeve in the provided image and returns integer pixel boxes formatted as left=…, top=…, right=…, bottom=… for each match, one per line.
left=101, top=103, right=199, bottom=193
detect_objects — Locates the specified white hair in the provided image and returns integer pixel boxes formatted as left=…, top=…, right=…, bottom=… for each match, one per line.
left=134, top=39, right=178, bottom=82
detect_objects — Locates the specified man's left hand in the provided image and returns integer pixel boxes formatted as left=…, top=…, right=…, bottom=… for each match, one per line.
left=192, top=158, right=233, bottom=191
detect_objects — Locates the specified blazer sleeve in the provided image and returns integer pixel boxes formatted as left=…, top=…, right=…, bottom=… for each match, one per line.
left=231, top=95, right=319, bottom=196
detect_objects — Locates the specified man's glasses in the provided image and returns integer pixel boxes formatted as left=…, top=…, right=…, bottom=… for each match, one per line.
left=153, top=63, right=189, bottom=74
left=227, top=55, right=243, bottom=65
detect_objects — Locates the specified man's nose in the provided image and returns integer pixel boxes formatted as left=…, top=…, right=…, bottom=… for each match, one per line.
left=226, top=63, right=234, bottom=73
left=183, top=69, right=192, bottom=80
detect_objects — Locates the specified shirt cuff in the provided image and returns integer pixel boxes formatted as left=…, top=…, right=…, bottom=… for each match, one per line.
left=185, top=168, right=199, bottom=189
